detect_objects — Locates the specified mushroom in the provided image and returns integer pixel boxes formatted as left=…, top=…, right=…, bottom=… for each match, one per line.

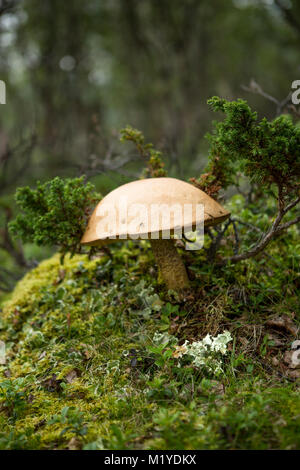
left=81, top=177, right=230, bottom=291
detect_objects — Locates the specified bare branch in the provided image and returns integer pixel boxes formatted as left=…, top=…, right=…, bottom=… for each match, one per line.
left=232, top=218, right=263, bottom=234
left=0, top=205, right=30, bottom=268
left=282, top=196, right=300, bottom=214
left=274, top=0, right=300, bottom=36
left=241, top=80, right=278, bottom=106
left=76, top=153, right=141, bottom=179
left=241, top=79, right=296, bottom=117
left=276, top=215, right=300, bottom=233
left=231, top=219, right=239, bottom=255
left=205, top=218, right=232, bottom=261
left=0, top=133, right=37, bottom=196
left=219, top=197, right=300, bottom=265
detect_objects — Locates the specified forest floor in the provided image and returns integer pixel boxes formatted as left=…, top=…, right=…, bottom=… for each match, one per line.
left=0, top=197, right=299, bottom=450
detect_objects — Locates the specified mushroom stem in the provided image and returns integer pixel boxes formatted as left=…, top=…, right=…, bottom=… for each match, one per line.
left=150, top=239, right=190, bottom=291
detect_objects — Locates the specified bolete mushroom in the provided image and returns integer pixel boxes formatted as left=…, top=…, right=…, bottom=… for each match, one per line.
left=81, top=177, right=230, bottom=291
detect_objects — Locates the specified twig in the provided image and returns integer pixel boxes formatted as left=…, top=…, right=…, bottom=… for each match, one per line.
left=0, top=205, right=30, bottom=268
left=232, top=218, right=263, bottom=234
left=241, top=80, right=294, bottom=117
left=206, top=218, right=232, bottom=261
left=0, top=134, right=37, bottom=196
left=276, top=215, right=300, bottom=233
left=231, top=219, right=239, bottom=255
left=219, top=197, right=300, bottom=265
left=274, top=0, right=300, bottom=36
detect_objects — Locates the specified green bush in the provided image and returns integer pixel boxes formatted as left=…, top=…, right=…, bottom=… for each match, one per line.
left=9, top=176, right=100, bottom=259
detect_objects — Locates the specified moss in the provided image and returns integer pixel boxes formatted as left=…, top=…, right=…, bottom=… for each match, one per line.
left=0, top=213, right=299, bottom=449
left=2, top=253, right=102, bottom=325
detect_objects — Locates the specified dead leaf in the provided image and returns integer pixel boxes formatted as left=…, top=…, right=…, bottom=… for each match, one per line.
left=210, top=380, right=225, bottom=395
left=34, top=419, right=46, bottom=431
left=283, top=350, right=300, bottom=369
left=41, top=374, right=63, bottom=392
left=68, top=437, right=82, bottom=450
left=53, top=269, right=66, bottom=285
left=65, top=369, right=78, bottom=384
left=172, top=344, right=188, bottom=358
left=27, top=394, right=35, bottom=403
left=267, top=332, right=286, bottom=348
left=271, top=356, right=279, bottom=367
left=238, top=337, right=250, bottom=349
left=286, top=369, right=300, bottom=379
left=12, top=308, right=20, bottom=326
left=266, top=315, right=298, bottom=336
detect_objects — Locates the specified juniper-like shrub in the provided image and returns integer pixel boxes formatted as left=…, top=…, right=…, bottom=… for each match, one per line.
left=191, top=97, right=300, bottom=263
left=9, top=176, right=100, bottom=258
left=192, top=96, right=300, bottom=201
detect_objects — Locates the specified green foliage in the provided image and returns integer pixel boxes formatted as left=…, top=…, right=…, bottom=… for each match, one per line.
left=120, top=126, right=167, bottom=178
left=193, top=96, right=300, bottom=198
left=9, top=176, right=100, bottom=258
left=0, top=377, right=31, bottom=423
left=48, top=407, right=88, bottom=438
left=0, top=219, right=299, bottom=449
left=0, top=430, right=35, bottom=450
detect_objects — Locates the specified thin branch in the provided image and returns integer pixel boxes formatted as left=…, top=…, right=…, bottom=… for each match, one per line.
left=241, top=79, right=297, bottom=118
left=282, top=196, right=300, bottom=214
left=274, top=0, right=300, bottom=36
left=205, top=227, right=215, bottom=240
left=219, top=197, right=300, bottom=265
left=276, top=215, right=300, bottom=233
left=231, top=219, right=239, bottom=255
left=241, top=81, right=278, bottom=106
left=232, top=218, right=263, bottom=234
left=0, top=205, right=30, bottom=268
left=206, top=218, right=232, bottom=260
left=0, top=134, right=37, bottom=196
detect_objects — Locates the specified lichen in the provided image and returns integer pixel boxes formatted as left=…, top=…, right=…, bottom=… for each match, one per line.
left=0, top=230, right=299, bottom=449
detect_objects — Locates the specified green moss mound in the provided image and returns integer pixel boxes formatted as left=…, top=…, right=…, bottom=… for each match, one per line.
left=0, top=223, right=300, bottom=449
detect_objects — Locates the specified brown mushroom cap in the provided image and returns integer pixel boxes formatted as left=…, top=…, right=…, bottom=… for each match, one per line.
left=81, top=177, right=230, bottom=245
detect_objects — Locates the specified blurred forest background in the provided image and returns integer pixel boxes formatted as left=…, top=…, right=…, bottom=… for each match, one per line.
left=1, top=0, right=300, bottom=292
